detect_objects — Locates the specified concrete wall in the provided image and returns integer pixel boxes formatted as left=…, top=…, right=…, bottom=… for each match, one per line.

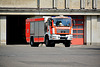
left=0, top=16, right=6, bottom=44
left=0, top=0, right=37, bottom=8
left=40, top=0, right=53, bottom=8
left=70, top=0, right=80, bottom=9
left=97, top=0, right=100, bottom=9
left=85, top=15, right=100, bottom=45
left=91, top=16, right=97, bottom=44
left=90, top=15, right=100, bottom=45
left=0, top=0, right=100, bottom=9
left=85, top=0, right=92, bottom=9
left=56, top=0, right=65, bottom=9
left=97, top=16, right=100, bottom=43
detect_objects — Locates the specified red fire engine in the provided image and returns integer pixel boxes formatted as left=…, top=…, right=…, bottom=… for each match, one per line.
left=26, top=16, right=74, bottom=47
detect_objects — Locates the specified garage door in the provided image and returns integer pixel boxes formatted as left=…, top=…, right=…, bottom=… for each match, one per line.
left=71, top=16, right=84, bottom=45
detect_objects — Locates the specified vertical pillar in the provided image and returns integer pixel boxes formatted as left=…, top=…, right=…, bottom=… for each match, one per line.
left=80, top=0, right=85, bottom=9
left=92, top=0, right=97, bottom=9
left=53, top=0, right=57, bottom=9
left=37, top=0, right=40, bottom=8
left=85, top=16, right=91, bottom=45
left=65, top=0, right=70, bottom=9
left=0, top=16, right=6, bottom=45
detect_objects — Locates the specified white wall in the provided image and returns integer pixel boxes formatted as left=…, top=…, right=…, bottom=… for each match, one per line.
left=56, top=0, right=65, bottom=9
left=85, top=15, right=100, bottom=45
left=40, top=0, right=53, bottom=8
left=0, top=0, right=100, bottom=9
left=0, top=0, right=37, bottom=8
left=0, top=16, right=6, bottom=44
left=91, top=16, right=97, bottom=44
left=70, top=0, right=80, bottom=9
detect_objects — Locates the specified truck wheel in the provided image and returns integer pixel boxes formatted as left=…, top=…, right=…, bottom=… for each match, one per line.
left=45, top=38, right=50, bottom=47
left=45, top=37, right=55, bottom=47
left=51, top=43, right=55, bottom=47
left=50, top=41, right=55, bottom=47
left=33, top=43, right=39, bottom=47
left=64, top=40, right=70, bottom=47
left=31, top=42, right=39, bottom=47
left=30, top=36, right=39, bottom=47
left=30, top=40, right=34, bottom=47
left=30, top=36, right=34, bottom=47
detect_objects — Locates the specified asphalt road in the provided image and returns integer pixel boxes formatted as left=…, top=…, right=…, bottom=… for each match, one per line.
left=0, top=44, right=100, bottom=67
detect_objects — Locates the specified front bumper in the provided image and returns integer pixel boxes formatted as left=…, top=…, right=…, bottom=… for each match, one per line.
left=50, top=34, right=73, bottom=40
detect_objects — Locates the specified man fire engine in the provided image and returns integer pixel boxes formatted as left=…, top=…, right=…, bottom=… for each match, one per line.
left=26, top=16, right=74, bottom=47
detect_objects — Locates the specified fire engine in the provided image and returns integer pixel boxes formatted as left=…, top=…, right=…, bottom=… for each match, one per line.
left=26, top=16, right=74, bottom=47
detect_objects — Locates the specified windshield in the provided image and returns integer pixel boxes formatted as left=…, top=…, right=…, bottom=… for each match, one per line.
left=53, top=18, right=71, bottom=27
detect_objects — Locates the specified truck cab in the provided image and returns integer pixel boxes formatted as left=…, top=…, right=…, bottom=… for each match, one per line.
left=45, top=16, right=73, bottom=47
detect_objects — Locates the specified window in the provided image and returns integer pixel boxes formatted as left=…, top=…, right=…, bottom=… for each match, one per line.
left=77, top=21, right=83, bottom=24
left=53, top=18, right=71, bottom=27
left=78, top=35, right=83, bottom=38
left=78, top=30, right=83, bottom=33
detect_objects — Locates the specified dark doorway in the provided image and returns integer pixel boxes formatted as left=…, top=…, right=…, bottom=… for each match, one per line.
left=7, top=15, right=27, bottom=44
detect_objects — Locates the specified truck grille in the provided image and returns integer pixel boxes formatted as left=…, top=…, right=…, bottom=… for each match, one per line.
left=57, top=29, right=69, bottom=33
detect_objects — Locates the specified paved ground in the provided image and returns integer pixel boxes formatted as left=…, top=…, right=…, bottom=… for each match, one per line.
left=0, top=44, right=100, bottom=67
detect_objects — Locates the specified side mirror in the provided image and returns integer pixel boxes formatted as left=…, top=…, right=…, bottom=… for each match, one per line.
left=73, top=20, right=75, bottom=26
left=50, top=19, right=54, bottom=27
left=48, top=18, right=53, bottom=26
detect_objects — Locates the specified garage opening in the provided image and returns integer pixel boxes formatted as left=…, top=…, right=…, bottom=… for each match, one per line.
left=6, top=15, right=84, bottom=45
left=7, top=15, right=28, bottom=44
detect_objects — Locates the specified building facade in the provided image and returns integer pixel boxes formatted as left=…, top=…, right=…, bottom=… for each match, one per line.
left=0, top=0, right=100, bottom=45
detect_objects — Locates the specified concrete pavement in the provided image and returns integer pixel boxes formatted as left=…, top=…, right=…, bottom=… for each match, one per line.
left=0, top=44, right=100, bottom=67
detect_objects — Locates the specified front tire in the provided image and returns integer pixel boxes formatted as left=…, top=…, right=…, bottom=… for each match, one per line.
left=45, top=37, right=50, bottom=47
left=45, top=37, right=55, bottom=47
left=50, top=41, right=55, bottom=47
left=64, top=40, right=70, bottom=47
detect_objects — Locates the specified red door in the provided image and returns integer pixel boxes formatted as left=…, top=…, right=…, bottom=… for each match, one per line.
left=71, top=16, right=84, bottom=45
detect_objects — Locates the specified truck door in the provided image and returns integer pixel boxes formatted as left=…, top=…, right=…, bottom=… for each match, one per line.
left=38, top=21, right=44, bottom=42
